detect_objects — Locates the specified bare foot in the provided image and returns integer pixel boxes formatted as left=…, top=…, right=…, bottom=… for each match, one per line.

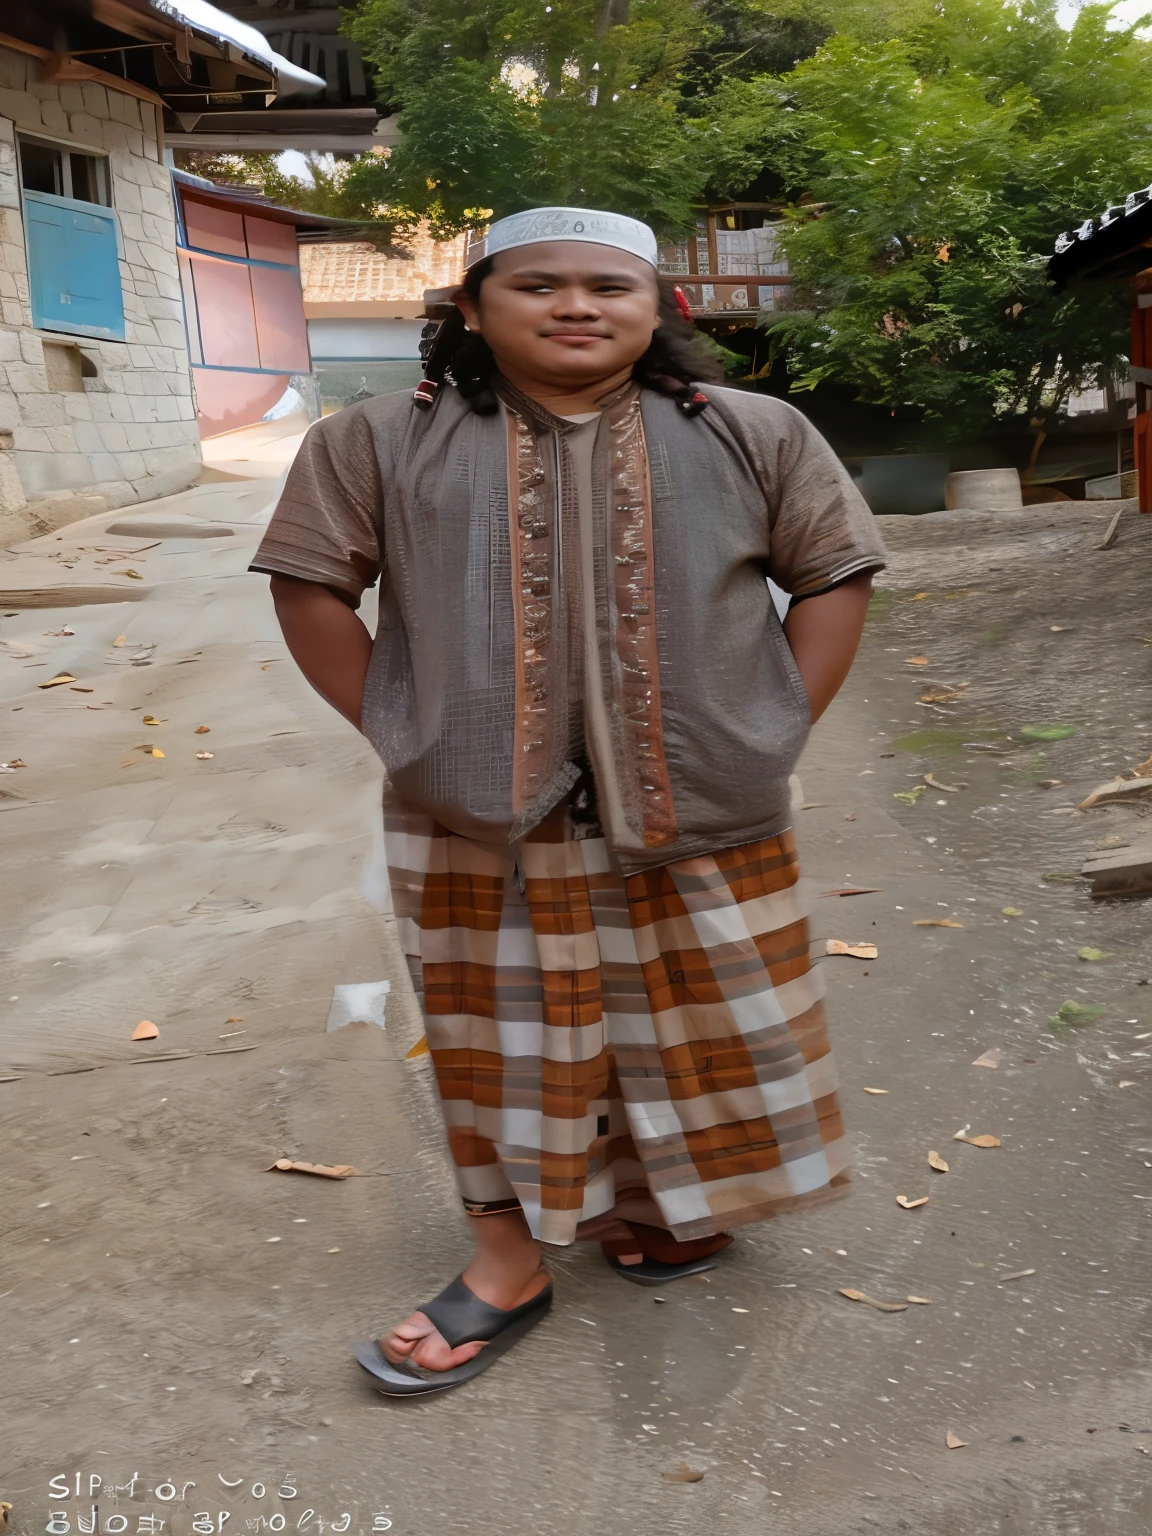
left=380, top=1249, right=550, bottom=1373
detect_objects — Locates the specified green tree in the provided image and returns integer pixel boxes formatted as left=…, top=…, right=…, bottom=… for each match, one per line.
left=747, top=0, right=1149, bottom=434
left=340, top=0, right=825, bottom=234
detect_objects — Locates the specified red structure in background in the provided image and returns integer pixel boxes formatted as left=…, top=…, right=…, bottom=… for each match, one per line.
left=1050, top=193, right=1152, bottom=514
left=173, top=171, right=348, bottom=437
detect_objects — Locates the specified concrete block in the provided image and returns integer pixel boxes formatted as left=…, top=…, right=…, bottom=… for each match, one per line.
left=0, top=327, right=18, bottom=362
left=91, top=476, right=139, bottom=508
left=81, top=83, right=109, bottom=119
left=70, top=420, right=104, bottom=453
left=38, top=100, right=68, bottom=135
left=45, top=425, right=78, bottom=451
left=0, top=88, right=41, bottom=128
left=139, top=182, right=173, bottom=219
left=118, top=210, right=146, bottom=244
left=19, top=331, right=43, bottom=366
left=115, top=179, right=142, bottom=214
left=107, top=90, right=140, bottom=128
left=87, top=394, right=112, bottom=421
left=57, top=83, right=86, bottom=114
left=124, top=422, right=153, bottom=450
left=11, top=424, right=51, bottom=451
left=0, top=392, right=17, bottom=431
left=88, top=453, right=121, bottom=483
left=18, top=393, right=67, bottom=427
left=0, top=269, right=16, bottom=302
left=116, top=450, right=146, bottom=480
left=0, top=206, right=23, bottom=244
left=12, top=447, right=93, bottom=495
left=0, top=241, right=27, bottom=277
left=1, top=298, right=27, bottom=328
left=5, top=362, right=46, bottom=394
left=109, top=397, right=134, bottom=422
left=66, top=113, right=103, bottom=145
left=63, top=393, right=92, bottom=421
left=138, top=242, right=178, bottom=279
left=0, top=49, right=29, bottom=93
left=0, top=451, right=26, bottom=512
left=99, top=422, right=129, bottom=452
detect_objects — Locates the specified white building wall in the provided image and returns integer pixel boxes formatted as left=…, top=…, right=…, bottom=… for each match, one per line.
left=0, top=45, right=201, bottom=514
left=306, top=317, right=424, bottom=360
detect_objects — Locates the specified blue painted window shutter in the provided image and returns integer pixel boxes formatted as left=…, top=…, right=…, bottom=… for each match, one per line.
left=25, top=191, right=125, bottom=341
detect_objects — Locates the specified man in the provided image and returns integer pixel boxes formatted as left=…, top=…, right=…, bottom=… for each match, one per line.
left=252, top=206, right=885, bottom=1397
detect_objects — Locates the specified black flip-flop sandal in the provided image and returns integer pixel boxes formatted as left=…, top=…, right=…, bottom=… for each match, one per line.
left=353, top=1273, right=553, bottom=1397
left=604, top=1253, right=720, bottom=1286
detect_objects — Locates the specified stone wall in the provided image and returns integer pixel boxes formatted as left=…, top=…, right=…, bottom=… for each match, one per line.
left=0, top=44, right=201, bottom=516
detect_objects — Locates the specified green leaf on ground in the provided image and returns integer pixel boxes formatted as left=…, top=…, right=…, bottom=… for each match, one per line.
left=1042, top=871, right=1080, bottom=883
left=1049, top=999, right=1105, bottom=1031
left=893, top=785, right=927, bottom=803
left=1077, top=947, right=1112, bottom=962
left=1019, top=724, right=1079, bottom=741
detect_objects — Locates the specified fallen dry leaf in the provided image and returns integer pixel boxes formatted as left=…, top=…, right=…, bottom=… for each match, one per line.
left=194, top=724, right=210, bottom=734
left=998, top=1269, right=1036, bottom=1283
left=945, top=1431, right=967, bottom=1450
left=826, top=939, right=878, bottom=959
left=269, top=1159, right=362, bottom=1180
left=147, top=747, right=165, bottom=759
left=225, top=1016, right=244, bottom=1023
left=131, top=1020, right=159, bottom=1041
left=913, top=918, right=964, bottom=928
left=111, top=635, right=127, bottom=646
left=838, top=1288, right=908, bottom=1313
left=43, top=627, right=74, bottom=637
left=896, top=1194, right=930, bottom=1210
left=953, top=1131, right=1001, bottom=1148
left=37, top=673, right=76, bottom=689
left=405, top=1035, right=430, bottom=1059
left=972, top=1048, right=1003, bottom=1069
left=924, top=772, right=963, bottom=792
left=661, top=1464, right=705, bottom=1484
left=196, top=751, right=215, bottom=760
left=862, top=1086, right=889, bottom=1095
left=966, top=1259, right=985, bottom=1269
left=115, top=568, right=144, bottom=580
left=1119, top=1080, right=1136, bottom=1088
left=912, top=592, right=931, bottom=600
left=927, top=1150, right=950, bottom=1173
left=819, top=887, right=884, bottom=897
left=906, top=1295, right=932, bottom=1305
left=905, top=656, right=931, bottom=666
left=142, top=715, right=167, bottom=726
left=70, top=686, right=94, bottom=693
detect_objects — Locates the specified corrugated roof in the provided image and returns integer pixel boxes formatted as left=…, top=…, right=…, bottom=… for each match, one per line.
left=300, top=228, right=466, bottom=304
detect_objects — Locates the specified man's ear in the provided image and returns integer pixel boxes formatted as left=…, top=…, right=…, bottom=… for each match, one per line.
left=454, top=290, right=480, bottom=334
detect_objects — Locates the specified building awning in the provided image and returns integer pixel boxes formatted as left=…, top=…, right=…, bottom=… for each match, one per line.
left=149, top=0, right=324, bottom=94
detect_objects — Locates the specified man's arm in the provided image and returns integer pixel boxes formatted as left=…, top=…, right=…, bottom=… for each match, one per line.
left=270, top=574, right=373, bottom=731
left=782, top=573, right=873, bottom=724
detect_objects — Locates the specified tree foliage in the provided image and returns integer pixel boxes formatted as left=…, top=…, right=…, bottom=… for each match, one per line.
left=340, top=0, right=824, bottom=234
left=750, top=0, right=1150, bottom=431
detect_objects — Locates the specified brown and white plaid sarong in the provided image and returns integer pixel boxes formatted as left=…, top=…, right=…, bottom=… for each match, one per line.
left=386, top=788, right=849, bottom=1246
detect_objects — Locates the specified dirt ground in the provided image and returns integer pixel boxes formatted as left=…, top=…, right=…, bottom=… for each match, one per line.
left=1, top=487, right=1150, bottom=1536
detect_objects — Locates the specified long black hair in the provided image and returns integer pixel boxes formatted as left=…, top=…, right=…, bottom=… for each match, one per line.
left=413, top=256, right=722, bottom=416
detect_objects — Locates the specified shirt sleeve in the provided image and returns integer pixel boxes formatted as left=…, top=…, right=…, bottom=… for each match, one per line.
left=248, top=408, right=384, bottom=606
left=765, top=405, right=886, bottom=599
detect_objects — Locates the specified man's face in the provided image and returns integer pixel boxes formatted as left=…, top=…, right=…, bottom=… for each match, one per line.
left=455, top=241, right=660, bottom=388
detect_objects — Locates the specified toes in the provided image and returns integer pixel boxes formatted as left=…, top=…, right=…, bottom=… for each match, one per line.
left=410, top=1334, right=484, bottom=1372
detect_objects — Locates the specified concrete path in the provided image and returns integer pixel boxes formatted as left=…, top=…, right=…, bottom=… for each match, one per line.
left=1, top=489, right=1150, bottom=1536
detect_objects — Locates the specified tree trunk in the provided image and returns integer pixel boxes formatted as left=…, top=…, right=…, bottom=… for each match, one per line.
left=596, top=0, right=630, bottom=36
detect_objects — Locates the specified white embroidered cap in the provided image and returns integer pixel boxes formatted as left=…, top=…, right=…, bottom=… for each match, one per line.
left=465, top=206, right=659, bottom=269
